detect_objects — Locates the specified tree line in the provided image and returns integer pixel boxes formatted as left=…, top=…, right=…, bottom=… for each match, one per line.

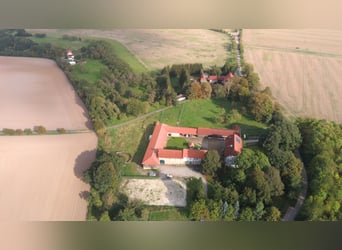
left=297, top=118, right=342, bottom=220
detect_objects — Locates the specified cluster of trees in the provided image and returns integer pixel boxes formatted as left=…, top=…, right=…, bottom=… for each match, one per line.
left=83, top=150, right=126, bottom=220
left=64, top=40, right=181, bottom=131
left=298, top=118, right=342, bottom=220
left=0, top=29, right=64, bottom=59
left=261, top=119, right=303, bottom=200
left=163, top=63, right=203, bottom=77
left=1, top=126, right=48, bottom=135
left=189, top=149, right=283, bottom=221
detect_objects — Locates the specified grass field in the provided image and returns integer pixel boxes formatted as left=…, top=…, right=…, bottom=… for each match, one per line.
left=243, top=29, right=342, bottom=123
left=71, top=59, right=105, bottom=83
left=29, top=33, right=87, bottom=50
left=147, top=207, right=188, bottom=221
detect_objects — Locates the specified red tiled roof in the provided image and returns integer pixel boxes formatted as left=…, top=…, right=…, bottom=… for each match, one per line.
left=183, top=149, right=207, bottom=159
left=142, top=122, right=168, bottom=166
left=142, top=122, right=242, bottom=166
left=209, top=76, right=218, bottom=81
left=158, top=149, right=183, bottom=159
left=197, top=127, right=235, bottom=137
left=167, top=126, right=197, bottom=135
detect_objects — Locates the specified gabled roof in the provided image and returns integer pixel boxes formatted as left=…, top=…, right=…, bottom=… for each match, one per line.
left=158, top=149, right=183, bottom=159
left=142, top=122, right=168, bottom=165
left=197, top=127, right=236, bottom=137
left=208, top=75, right=218, bottom=81
left=183, top=149, right=207, bottom=159
left=142, top=122, right=242, bottom=166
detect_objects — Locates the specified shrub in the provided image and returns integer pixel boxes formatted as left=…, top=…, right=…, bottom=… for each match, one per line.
left=34, top=125, right=47, bottom=134
left=15, top=129, right=23, bottom=135
left=24, top=128, right=33, bottom=135
left=56, top=128, right=66, bottom=134
left=34, top=33, right=46, bottom=38
left=2, top=128, right=16, bottom=135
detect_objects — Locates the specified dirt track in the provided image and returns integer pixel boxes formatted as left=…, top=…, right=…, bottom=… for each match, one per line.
left=243, top=29, right=342, bottom=123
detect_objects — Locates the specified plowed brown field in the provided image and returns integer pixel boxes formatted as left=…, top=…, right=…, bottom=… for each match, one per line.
left=0, top=57, right=97, bottom=220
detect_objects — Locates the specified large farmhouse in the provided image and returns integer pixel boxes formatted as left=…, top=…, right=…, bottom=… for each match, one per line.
left=142, top=122, right=243, bottom=169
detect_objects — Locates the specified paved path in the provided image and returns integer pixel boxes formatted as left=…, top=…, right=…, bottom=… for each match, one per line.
left=282, top=149, right=308, bottom=221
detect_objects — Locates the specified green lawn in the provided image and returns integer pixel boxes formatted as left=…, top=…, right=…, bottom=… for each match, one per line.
left=159, top=98, right=267, bottom=137
left=109, top=116, right=157, bottom=164
left=166, top=137, right=189, bottom=150
left=71, top=59, right=106, bottom=83
left=30, top=33, right=87, bottom=50
left=147, top=207, right=188, bottom=221
left=121, top=162, right=143, bottom=177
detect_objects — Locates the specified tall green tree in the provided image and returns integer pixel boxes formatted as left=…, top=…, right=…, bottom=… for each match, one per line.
left=190, top=199, right=210, bottom=221
left=202, top=150, right=222, bottom=177
left=249, top=92, right=275, bottom=123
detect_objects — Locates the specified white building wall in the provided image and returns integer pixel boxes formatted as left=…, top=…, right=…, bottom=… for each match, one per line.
left=184, top=157, right=202, bottom=165
left=159, top=158, right=185, bottom=165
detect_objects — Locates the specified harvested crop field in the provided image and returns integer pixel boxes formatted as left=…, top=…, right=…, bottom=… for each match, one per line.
left=0, top=56, right=98, bottom=220
left=0, top=56, right=92, bottom=130
left=243, top=29, right=342, bottom=123
left=0, top=133, right=97, bottom=221
left=121, top=178, right=187, bottom=207
left=30, top=29, right=231, bottom=70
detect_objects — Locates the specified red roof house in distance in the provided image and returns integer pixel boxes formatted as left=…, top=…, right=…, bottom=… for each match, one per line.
left=200, top=72, right=234, bottom=84
left=142, top=122, right=242, bottom=168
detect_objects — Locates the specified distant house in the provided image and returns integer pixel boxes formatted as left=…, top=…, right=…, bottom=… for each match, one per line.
left=66, top=49, right=76, bottom=65
left=200, top=72, right=234, bottom=84
left=142, top=122, right=242, bottom=169
left=176, top=94, right=186, bottom=102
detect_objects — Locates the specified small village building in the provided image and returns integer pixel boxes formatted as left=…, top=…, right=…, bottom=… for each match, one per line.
left=176, top=94, right=186, bottom=102
left=200, top=72, right=234, bottom=84
left=66, top=49, right=76, bottom=65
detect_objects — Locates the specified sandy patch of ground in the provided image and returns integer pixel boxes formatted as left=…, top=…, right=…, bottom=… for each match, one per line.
left=243, top=29, right=342, bottom=123
left=121, top=178, right=187, bottom=207
left=0, top=56, right=92, bottom=130
left=30, top=29, right=231, bottom=70
left=0, top=133, right=97, bottom=221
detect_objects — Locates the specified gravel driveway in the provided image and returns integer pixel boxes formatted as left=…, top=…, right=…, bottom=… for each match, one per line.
left=157, top=165, right=207, bottom=195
